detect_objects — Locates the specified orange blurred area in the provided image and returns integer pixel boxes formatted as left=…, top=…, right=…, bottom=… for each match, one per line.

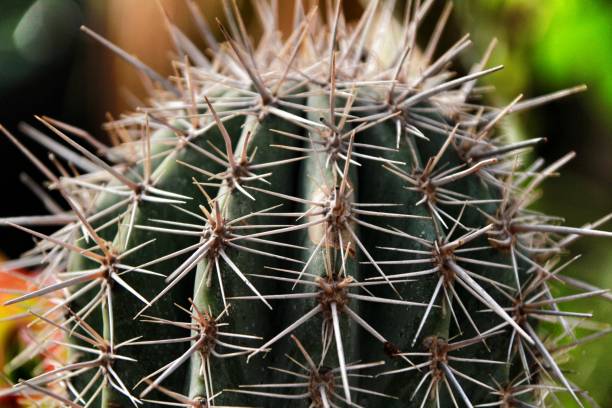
left=0, top=255, right=67, bottom=407
left=0, top=255, right=30, bottom=407
left=0, top=254, right=30, bottom=365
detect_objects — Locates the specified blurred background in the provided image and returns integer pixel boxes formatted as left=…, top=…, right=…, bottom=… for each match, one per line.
left=0, top=0, right=610, bottom=406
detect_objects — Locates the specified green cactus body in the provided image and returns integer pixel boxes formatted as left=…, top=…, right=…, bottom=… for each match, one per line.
left=356, top=116, right=448, bottom=407
left=1, top=2, right=611, bottom=408
left=187, top=100, right=306, bottom=404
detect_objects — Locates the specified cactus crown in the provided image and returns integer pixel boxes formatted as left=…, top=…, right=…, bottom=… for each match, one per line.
left=1, top=1, right=611, bottom=408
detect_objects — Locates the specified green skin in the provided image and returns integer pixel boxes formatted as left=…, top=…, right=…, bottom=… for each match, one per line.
left=415, top=116, right=520, bottom=405
left=357, top=113, right=449, bottom=407
left=69, top=118, right=243, bottom=407
left=67, top=94, right=531, bottom=407
left=271, top=93, right=361, bottom=408
left=66, top=126, right=178, bottom=405
left=188, top=104, right=305, bottom=405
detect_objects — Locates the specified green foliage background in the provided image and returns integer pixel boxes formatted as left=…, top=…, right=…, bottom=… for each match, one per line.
left=454, top=1, right=612, bottom=405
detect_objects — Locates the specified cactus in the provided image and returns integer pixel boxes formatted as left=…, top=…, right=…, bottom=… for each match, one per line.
left=1, top=1, right=611, bottom=407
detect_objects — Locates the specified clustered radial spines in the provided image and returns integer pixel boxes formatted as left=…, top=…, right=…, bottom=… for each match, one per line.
left=230, top=334, right=392, bottom=408
left=132, top=302, right=261, bottom=402
left=230, top=241, right=431, bottom=404
left=377, top=331, right=509, bottom=408
left=1, top=0, right=612, bottom=407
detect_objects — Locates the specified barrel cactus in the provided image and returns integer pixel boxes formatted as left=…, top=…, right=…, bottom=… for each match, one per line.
left=1, top=1, right=611, bottom=407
